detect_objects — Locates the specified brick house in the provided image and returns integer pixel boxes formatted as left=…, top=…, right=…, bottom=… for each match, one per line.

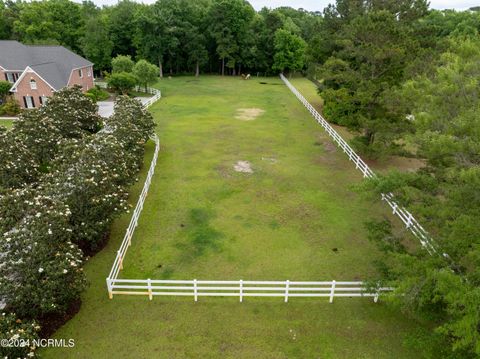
left=0, top=40, right=94, bottom=109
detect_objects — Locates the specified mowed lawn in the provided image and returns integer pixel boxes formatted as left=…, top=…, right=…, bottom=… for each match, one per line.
left=42, top=76, right=427, bottom=359
left=0, top=119, right=14, bottom=129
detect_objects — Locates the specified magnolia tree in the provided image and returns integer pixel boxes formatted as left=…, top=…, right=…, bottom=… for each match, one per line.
left=0, top=312, right=40, bottom=358
left=0, top=130, right=39, bottom=189
left=40, top=86, right=101, bottom=138
left=0, top=188, right=37, bottom=235
left=43, top=136, right=133, bottom=251
left=14, top=110, right=62, bottom=166
left=9, top=86, right=101, bottom=179
left=0, top=195, right=86, bottom=318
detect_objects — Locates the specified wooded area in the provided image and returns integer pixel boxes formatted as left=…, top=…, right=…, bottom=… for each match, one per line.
left=1, top=0, right=480, bottom=357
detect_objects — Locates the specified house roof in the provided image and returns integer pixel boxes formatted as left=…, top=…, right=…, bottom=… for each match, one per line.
left=0, top=40, right=92, bottom=90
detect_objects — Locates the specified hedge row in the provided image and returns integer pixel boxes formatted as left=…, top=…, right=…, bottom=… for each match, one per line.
left=0, top=86, right=155, bottom=358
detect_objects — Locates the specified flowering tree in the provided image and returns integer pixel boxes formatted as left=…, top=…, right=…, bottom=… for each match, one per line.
left=43, top=135, right=133, bottom=251
left=14, top=109, right=62, bottom=167
left=106, top=96, right=156, bottom=169
left=0, top=196, right=86, bottom=318
left=40, top=85, right=101, bottom=138
left=0, top=312, right=40, bottom=358
left=0, top=187, right=36, bottom=235
left=0, top=130, right=39, bottom=189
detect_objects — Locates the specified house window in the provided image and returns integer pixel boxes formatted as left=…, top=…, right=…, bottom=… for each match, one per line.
left=30, top=79, right=37, bottom=90
left=78, top=69, right=83, bottom=78
left=6, top=73, right=14, bottom=83
left=39, top=96, right=48, bottom=106
left=87, top=68, right=91, bottom=77
left=23, top=96, right=35, bottom=109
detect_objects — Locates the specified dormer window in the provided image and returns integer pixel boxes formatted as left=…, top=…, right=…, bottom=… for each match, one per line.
left=30, top=79, right=37, bottom=90
left=78, top=69, right=83, bottom=78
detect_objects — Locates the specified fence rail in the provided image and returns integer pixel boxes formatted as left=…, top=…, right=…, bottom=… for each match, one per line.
left=105, top=80, right=395, bottom=303
left=94, top=81, right=162, bottom=107
left=106, top=85, right=161, bottom=297
left=280, top=74, right=441, bottom=257
left=108, top=279, right=392, bottom=303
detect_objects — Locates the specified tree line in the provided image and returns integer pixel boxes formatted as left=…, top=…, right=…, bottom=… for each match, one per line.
left=0, top=0, right=319, bottom=76
left=310, top=1, right=480, bottom=357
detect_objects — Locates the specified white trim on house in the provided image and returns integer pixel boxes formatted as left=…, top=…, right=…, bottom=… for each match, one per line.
left=9, top=66, right=56, bottom=93
left=0, top=64, right=24, bottom=72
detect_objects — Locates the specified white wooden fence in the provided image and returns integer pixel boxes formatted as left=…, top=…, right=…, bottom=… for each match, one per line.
left=107, top=279, right=392, bottom=303
left=280, top=74, right=442, bottom=257
left=104, top=80, right=393, bottom=303
left=106, top=84, right=161, bottom=297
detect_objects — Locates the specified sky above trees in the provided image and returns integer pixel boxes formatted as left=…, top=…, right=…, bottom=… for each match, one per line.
left=75, top=0, right=480, bottom=11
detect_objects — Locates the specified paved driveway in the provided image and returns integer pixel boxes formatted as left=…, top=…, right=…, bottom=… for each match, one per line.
left=98, top=101, right=114, bottom=118
left=98, top=97, right=151, bottom=118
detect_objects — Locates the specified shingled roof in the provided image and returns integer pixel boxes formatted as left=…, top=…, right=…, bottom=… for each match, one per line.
left=0, top=40, right=93, bottom=90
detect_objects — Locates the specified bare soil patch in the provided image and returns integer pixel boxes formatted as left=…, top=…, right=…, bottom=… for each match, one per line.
left=235, top=108, right=265, bottom=121
left=234, top=161, right=253, bottom=173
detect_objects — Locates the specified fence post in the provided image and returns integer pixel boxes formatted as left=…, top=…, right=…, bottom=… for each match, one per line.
left=106, top=278, right=113, bottom=299
left=329, top=280, right=336, bottom=303
left=374, top=291, right=379, bottom=303
left=363, top=167, right=369, bottom=178
left=239, top=280, right=243, bottom=303
left=285, top=280, right=290, bottom=303
left=194, top=279, right=198, bottom=302
left=118, top=250, right=123, bottom=270
left=148, top=278, right=153, bottom=301
left=392, top=203, right=398, bottom=215
left=406, top=213, right=413, bottom=228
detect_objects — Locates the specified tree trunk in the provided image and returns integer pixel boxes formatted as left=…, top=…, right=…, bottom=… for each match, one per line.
left=238, top=63, right=242, bottom=75
left=221, top=58, right=225, bottom=76
left=195, top=61, right=199, bottom=77
left=159, top=60, right=163, bottom=78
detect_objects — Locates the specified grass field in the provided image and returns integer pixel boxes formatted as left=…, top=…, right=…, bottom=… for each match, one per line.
left=42, top=76, right=429, bottom=358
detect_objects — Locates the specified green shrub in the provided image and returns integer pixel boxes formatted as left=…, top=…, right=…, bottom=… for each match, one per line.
left=0, top=80, right=11, bottom=101
left=84, top=92, right=96, bottom=101
left=1, top=99, right=21, bottom=116
left=107, top=72, right=137, bottom=94
left=86, top=86, right=109, bottom=102
left=0, top=312, right=40, bottom=358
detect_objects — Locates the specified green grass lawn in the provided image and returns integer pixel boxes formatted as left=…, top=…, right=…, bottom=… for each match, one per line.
left=42, top=76, right=429, bottom=359
left=0, top=119, right=14, bottom=129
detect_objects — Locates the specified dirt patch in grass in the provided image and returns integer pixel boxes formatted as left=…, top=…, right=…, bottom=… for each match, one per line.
left=322, top=141, right=337, bottom=153
left=234, top=160, right=253, bottom=173
left=235, top=108, right=265, bottom=121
